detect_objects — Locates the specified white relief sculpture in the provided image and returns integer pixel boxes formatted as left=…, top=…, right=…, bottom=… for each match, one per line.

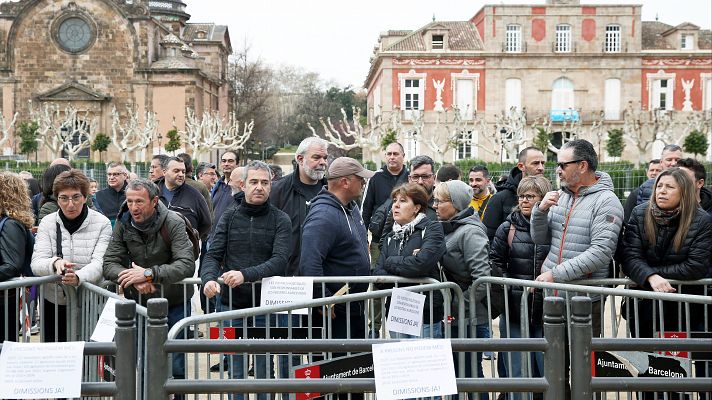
left=433, top=78, right=445, bottom=112
left=682, top=79, right=695, bottom=111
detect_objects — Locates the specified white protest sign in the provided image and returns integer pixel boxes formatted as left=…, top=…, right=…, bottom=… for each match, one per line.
left=372, top=339, right=457, bottom=400
left=386, top=288, right=426, bottom=337
left=260, top=276, right=314, bottom=314
left=90, top=297, right=118, bottom=342
left=0, top=341, right=84, bottom=399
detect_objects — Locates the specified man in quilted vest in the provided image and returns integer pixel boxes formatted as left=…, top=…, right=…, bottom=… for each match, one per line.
left=531, top=139, right=624, bottom=337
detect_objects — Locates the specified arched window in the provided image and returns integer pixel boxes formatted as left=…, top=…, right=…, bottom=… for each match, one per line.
left=505, top=78, right=522, bottom=112
left=551, top=78, right=576, bottom=121
left=604, top=78, right=621, bottom=120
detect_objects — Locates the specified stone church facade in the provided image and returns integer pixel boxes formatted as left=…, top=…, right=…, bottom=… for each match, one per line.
left=364, top=0, right=712, bottom=163
left=0, top=0, right=231, bottom=160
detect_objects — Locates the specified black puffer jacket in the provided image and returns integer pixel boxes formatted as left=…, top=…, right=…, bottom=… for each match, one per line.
left=94, top=182, right=127, bottom=222
left=489, top=211, right=549, bottom=323
left=0, top=218, right=28, bottom=282
left=361, top=165, right=409, bottom=227
left=372, top=217, right=446, bottom=323
left=201, top=202, right=291, bottom=310
left=622, top=204, right=712, bottom=289
left=156, top=178, right=211, bottom=238
left=481, top=166, right=522, bottom=241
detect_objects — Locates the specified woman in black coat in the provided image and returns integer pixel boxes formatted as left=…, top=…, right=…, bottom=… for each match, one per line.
left=489, top=175, right=551, bottom=393
left=372, top=183, right=446, bottom=338
left=0, top=172, right=36, bottom=342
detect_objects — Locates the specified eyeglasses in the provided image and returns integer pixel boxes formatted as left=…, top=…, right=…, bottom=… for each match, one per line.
left=556, top=160, right=583, bottom=170
left=517, top=194, right=539, bottom=201
left=432, top=198, right=450, bottom=206
left=58, top=194, right=85, bottom=204
left=409, top=174, right=434, bottom=182
left=107, top=172, right=125, bottom=177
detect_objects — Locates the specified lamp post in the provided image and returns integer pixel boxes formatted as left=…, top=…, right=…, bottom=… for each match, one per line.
left=500, top=127, right=507, bottom=163
left=157, top=132, right=163, bottom=154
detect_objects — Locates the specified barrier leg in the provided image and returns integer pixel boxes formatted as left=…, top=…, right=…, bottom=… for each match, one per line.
left=115, top=301, right=137, bottom=400
left=146, top=299, right=169, bottom=400
left=570, top=296, right=592, bottom=400
left=544, top=296, right=566, bottom=400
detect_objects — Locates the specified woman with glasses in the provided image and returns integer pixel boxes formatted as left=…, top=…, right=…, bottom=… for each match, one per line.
left=372, top=183, right=446, bottom=338
left=489, top=176, right=552, bottom=399
left=0, top=172, right=36, bottom=342
left=31, top=170, right=112, bottom=342
left=433, top=179, right=490, bottom=399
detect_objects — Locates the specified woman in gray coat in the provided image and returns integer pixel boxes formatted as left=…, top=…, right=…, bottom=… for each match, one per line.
left=434, top=180, right=490, bottom=398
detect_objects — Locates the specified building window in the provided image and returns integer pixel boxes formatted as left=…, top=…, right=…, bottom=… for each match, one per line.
left=604, top=25, right=621, bottom=52
left=604, top=79, right=621, bottom=120
left=702, top=74, right=712, bottom=111
left=432, top=34, right=444, bottom=50
left=555, top=24, right=571, bottom=52
left=681, top=34, right=694, bottom=50
left=455, top=130, right=478, bottom=160
left=403, top=131, right=420, bottom=160
left=505, top=78, right=522, bottom=112
left=401, top=78, right=424, bottom=120
left=652, top=79, right=673, bottom=110
left=455, top=79, right=475, bottom=120
left=372, top=84, right=382, bottom=116
left=551, top=78, right=577, bottom=121
left=505, top=24, right=522, bottom=52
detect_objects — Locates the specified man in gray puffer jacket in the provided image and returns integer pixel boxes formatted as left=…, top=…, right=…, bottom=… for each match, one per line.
left=531, top=139, right=623, bottom=337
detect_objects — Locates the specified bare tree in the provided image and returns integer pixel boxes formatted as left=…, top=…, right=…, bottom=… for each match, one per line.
left=179, top=108, right=254, bottom=159
left=30, top=102, right=97, bottom=161
left=494, top=107, right=529, bottom=162
left=0, top=111, right=18, bottom=150
left=111, top=106, right=158, bottom=162
left=622, top=102, right=668, bottom=167
left=309, top=107, right=380, bottom=157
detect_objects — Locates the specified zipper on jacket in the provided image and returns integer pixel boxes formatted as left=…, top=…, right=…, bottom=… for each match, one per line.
left=557, top=195, right=578, bottom=266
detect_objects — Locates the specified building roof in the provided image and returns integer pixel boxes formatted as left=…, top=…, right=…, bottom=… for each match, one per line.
left=184, top=23, right=228, bottom=42
left=643, top=20, right=712, bottom=50
left=383, top=21, right=483, bottom=52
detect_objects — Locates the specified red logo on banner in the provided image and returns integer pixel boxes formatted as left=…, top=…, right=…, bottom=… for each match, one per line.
left=294, top=365, right=321, bottom=400
left=208, top=327, right=237, bottom=354
left=660, top=331, right=688, bottom=358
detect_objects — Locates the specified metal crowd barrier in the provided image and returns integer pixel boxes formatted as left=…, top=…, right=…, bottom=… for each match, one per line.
left=472, top=276, right=712, bottom=400
left=0, top=275, right=65, bottom=343
left=151, top=287, right=555, bottom=400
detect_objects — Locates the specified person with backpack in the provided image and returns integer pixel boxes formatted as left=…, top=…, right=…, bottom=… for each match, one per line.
left=31, top=170, right=112, bottom=342
left=0, top=172, right=36, bottom=342
left=489, top=175, right=552, bottom=400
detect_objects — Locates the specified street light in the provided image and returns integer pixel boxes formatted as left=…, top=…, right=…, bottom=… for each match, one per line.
left=500, top=127, right=507, bottom=163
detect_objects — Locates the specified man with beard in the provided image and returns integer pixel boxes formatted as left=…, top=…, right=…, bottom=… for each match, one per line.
left=482, top=147, right=546, bottom=241
left=677, top=158, right=712, bottom=216
left=156, top=156, right=211, bottom=238
left=468, top=165, right=494, bottom=218
left=269, top=137, right=328, bottom=276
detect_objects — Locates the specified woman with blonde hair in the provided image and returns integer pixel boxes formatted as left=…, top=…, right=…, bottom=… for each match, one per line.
left=0, top=172, right=36, bottom=342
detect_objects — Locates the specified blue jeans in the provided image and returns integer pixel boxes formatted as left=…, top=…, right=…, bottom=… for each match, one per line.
left=498, top=318, right=544, bottom=400
left=389, top=321, right=443, bottom=339
left=167, top=304, right=188, bottom=380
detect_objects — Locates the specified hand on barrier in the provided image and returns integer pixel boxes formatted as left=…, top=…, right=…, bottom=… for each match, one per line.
left=539, top=190, right=560, bottom=211
left=535, top=270, right=554, bottom=283
left=53, top=258, right=76, bottom=275
left=60, top=267, right=79, bottom=287
left=647, top=274, right=676, bottom=293
left=203, top=281, right=221, bottom=298
left=221, top=271, right=245, bottom=288
left=117, top=262, right=150, bottom=289
left=134, top=282, right=157, bottom=294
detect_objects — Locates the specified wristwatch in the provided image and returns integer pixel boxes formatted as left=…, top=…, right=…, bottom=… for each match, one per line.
left=144, top=268, right=154, bottom=283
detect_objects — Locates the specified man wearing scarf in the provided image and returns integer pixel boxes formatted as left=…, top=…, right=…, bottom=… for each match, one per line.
left=200, top=161, right=291, bottom=397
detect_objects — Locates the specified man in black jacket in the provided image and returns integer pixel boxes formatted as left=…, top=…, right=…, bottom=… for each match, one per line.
left=362, top=142, right=408, bottom=227
left=94, top=161, right=128, bottom=224
left=481, top=147, right=545, bottom=240
left=156, top=157, right=211, bottom=238
left=269, top=137, right=328, bottom=276
left=678, top=158, right=712, bottom=216
left=201, top=160, right=291, bottom=393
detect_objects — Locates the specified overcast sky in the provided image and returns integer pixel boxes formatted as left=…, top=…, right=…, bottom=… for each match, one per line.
left=189, top=0, right=712, bottom=89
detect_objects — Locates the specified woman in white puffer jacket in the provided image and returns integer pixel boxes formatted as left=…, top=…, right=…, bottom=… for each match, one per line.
left=31, top=169, right=112, bottom=342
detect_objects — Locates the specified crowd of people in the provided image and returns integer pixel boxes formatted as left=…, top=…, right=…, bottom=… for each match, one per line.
left=1, top=138, right=711, bottom=400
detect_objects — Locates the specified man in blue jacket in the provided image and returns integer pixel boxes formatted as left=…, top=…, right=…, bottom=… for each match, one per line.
left=299, top=157, right=374, bottom=342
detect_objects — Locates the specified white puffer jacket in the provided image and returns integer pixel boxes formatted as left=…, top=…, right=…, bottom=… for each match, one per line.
left=31, top=209, right=112, bottom=304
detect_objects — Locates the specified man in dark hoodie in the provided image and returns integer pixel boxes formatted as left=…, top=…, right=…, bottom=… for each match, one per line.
left=94, top=162, right=128, bottom=225
left=270, top=137, right=328, bottom=276
left=482, top=146, right=545, bottom=240
left=677, top=158, right=712, bottom=216
left=299, top=157, right=375, bottom=342
left=156, top=156, right=211, bottom=238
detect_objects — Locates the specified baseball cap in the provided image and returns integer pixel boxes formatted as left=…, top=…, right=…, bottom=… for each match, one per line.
left=328, top=157, right=375, bottom=179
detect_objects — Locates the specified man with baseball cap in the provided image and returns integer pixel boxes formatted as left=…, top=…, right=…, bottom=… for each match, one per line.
left=299, top=157, right=374, bottom=350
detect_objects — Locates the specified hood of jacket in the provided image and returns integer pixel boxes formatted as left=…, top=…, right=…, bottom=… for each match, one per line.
left=507, top=210, right=532, bottom=231
left=561, top=171, right=615, bottom=198
left=496, top=166, right=522, bottom=193
left=310, top=187, right=359, bottom=220
left=117, top=199, right=169, bottom=235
